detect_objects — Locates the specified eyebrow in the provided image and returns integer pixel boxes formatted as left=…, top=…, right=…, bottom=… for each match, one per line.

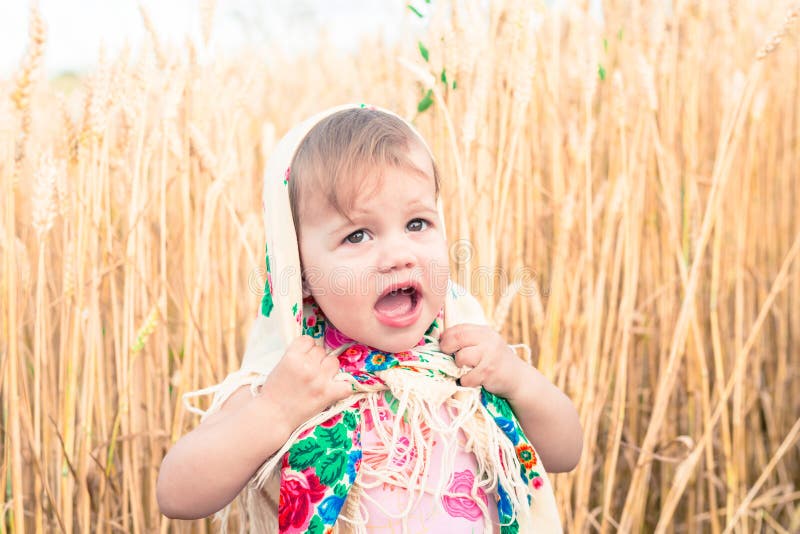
left=410, top=203, right=439, bottom=218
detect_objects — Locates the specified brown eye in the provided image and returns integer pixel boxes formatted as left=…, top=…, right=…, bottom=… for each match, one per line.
left=345, top=229, right=368, bottom=244
left=407, top=219, right=429, bottom=232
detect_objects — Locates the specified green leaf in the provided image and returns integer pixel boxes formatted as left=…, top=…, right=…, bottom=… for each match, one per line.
left=308, top=515, right=325, bottom=534
left=407, top=4, right=423, bottom=18
left=383, top=390, right=400, bottom=414
left=440, top=68, right=447, bottom=84
left=315, top=424, right=351, bottom=450
left=288, top=437, right=323, bottom=470
left=260, top=294, right=273, bottom=317
left=334, top=482, right=348, bottom=497
left=500, top=519, right=520, bottom=534
left=452, top=79, right=457, bottom=90
left=598, top=64, right=606, bottom=81
left=486, top=390, right=515, bottom=420
left=317, top=452, right=348, bottom=485
left=342, top=411, right=358, bottom=430
left=418, top=41, right=429, bottom=62
left=417, top=89, right=434, bottom=113
left=261, top=245, right=273, bottom=317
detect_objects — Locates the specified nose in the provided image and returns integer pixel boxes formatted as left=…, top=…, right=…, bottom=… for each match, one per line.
left=376, top=234, right=417, bottom=273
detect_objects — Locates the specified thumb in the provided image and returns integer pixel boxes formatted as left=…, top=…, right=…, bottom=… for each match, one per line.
left=328, top=373, right=355, bottom=402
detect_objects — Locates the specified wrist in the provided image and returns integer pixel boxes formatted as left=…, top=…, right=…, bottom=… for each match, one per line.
left=499, top=343, right=534, bottom=398
left=507, top=364, right=573, bottom=426
left=505, top=358, right=536, bottom=403
left=241, top=388, right=295, bottom=453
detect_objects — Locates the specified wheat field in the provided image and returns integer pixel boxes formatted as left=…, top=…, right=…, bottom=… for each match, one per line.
left=1, top=0, right=799, bottom=532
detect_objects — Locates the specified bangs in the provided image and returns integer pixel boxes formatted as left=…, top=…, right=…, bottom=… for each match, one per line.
left=288, top=108, right=440, bottom=232
left=297, top=151, right=432, bottom=223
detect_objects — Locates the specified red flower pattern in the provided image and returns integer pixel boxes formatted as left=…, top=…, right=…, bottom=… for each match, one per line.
left=278, top=468, right=326, bottom=532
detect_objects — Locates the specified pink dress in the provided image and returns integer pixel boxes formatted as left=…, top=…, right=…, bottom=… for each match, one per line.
left=358, top=392, right=500, bottom=533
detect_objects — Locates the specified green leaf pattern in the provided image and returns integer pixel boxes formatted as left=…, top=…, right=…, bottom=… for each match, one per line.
left=261, top=243, right=274, bottom=317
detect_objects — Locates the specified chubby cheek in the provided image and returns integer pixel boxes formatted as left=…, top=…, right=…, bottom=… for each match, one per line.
left=312, top=292, right=364, bottom=336
left=315, top=265, right=376, bottom=309
left=425, top=244, right=451, bottom=297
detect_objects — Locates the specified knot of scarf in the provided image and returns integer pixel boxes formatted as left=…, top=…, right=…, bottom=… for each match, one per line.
left=265, top=299, right=546, bottom=534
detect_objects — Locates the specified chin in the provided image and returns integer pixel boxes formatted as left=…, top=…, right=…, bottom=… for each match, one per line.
left=331, top=304, right=438, bottom=354
left=371, top=337, right=418, bottom=353
left=373, top=321, right=433, bottom=353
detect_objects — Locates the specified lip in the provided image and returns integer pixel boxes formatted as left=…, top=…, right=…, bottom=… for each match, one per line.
left=377, top=280, right=423, bottom=300
left=374, top=280, right=424, bottom=328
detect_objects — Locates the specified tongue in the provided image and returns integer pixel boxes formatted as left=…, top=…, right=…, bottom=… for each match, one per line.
left=374, top=292, right=414, bottom=317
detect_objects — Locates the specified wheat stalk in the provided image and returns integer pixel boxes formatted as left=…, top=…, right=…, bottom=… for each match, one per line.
left=756, top=3, right=800, bottom=60
left=138, top=3, right=167, bottom=68
left=31, top=153, right=58, bottom=239
left=201, top=0, right=217, bottom=47
left=11, top=4, right=46, bottom=137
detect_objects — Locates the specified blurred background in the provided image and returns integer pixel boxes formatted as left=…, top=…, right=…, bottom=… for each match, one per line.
left=0, top=1, right=416, bottom=77
left=1, top=0, right=799, bottom=532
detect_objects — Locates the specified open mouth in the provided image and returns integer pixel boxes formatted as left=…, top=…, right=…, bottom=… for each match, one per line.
left=373, top=283, right=423, bottom=327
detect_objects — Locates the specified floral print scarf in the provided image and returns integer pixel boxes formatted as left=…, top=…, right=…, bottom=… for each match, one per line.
left=276, top=296, right=553, bottom=533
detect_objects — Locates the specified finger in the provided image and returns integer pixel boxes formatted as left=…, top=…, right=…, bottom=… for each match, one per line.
left=321, top=352, right=342, bottom=375
left=439, top=325, right=468, bottom=354
left=458, top=364, right=486, bottom=388
left=439, top=324, right=483, bottom=354
left=329, top=374, right=356, bottom=400
left=307, top=345, right=327, bottom=363
left=290, top=335, right=315, bottom=353
left=453, top=345, right=482, bottom=368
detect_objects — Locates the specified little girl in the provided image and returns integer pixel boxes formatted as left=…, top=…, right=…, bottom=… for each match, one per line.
left=157, top=104, right=582, bottom=533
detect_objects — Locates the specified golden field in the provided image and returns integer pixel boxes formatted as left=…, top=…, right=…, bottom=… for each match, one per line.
left=1, top=0, right=799, bottom=532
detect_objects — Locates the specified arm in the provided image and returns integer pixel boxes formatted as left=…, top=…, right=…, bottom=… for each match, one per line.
left=505, top=363, right=583, bottom=473
left=439, top=324, right=583, bottom=474
left=156, top=386, right=292, bottom=519
left=156, top=335, right=352, bottom=519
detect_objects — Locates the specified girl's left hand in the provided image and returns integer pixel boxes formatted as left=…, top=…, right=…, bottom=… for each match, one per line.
left=438, top=324, right=529, bottom=398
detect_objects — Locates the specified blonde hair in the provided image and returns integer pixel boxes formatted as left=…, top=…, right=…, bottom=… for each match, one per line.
left=288, top=108, right=441, bottom=234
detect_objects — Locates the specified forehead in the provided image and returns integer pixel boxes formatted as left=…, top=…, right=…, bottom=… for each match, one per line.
left=299, top=142, right=436, bottom=224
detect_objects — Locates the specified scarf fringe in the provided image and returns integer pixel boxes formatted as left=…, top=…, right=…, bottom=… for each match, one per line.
left=183, top=341, right=545, bottom=532
left=182, top=369, right=267, bottom=422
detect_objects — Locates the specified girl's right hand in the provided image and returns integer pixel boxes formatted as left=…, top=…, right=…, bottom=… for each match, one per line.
left=259, top=335, right=353, bottom=430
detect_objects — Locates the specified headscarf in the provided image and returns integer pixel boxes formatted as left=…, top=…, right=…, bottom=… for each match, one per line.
left=184, top=104, right=562, bottom=533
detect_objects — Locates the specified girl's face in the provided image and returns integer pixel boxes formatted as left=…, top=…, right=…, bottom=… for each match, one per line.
left=297, top=143, right=450, bottom=353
